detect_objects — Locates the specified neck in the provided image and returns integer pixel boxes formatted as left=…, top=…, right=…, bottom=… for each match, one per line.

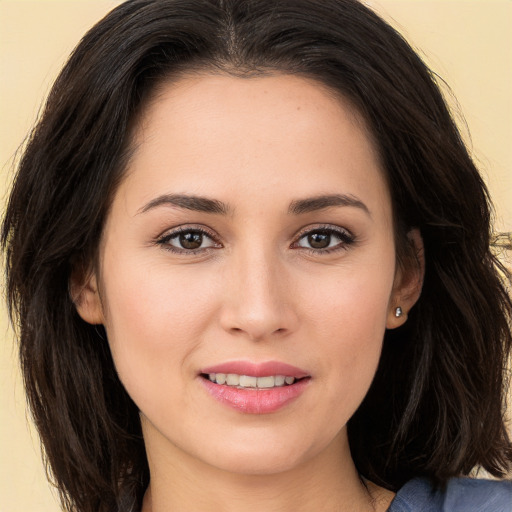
left=141, top=427, right=394, bottom=512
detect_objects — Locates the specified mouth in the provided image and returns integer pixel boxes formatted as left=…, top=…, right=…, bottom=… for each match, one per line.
left=201, top=372, right=307, bottom=389
left=199, top=361, right=311, bottom=414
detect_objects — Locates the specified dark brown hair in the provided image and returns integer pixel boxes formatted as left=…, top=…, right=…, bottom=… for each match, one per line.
left=3, top=1, right=511, bottom=511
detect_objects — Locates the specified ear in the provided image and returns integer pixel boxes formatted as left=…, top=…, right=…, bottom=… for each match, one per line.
left=386, top=229, right=425, bottom=329
left=69, top=269, right=105, bottom=325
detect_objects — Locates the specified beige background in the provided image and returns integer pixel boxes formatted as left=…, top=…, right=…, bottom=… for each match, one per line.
left=1, top=1, right=511, bottom=510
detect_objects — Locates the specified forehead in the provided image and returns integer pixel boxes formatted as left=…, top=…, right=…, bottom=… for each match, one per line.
left=136, top=72, right=370, bottom=150
left=117, top=73, right=389, bottom=220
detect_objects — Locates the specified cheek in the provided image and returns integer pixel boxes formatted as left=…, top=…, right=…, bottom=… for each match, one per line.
left=299, top=257, right=394, bottom=405
left=99, top=257, right=219, bottom=406
left=103, top=253, right=217, bottom=334
left=302, top=258, right=393, bottom=343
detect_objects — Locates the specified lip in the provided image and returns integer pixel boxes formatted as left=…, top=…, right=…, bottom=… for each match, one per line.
left=199, top=360, right=311, bottom=414
left=200, top=377, right=310, bottom=414
left=201, top=360, right=309, bottom=378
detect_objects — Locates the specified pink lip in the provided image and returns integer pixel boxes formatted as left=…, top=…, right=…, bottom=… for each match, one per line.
left=199, top=360, right=311, bottom=414
left=201, top=360, right=309, bottom=378
left=200, top=377, right=310, bottom=414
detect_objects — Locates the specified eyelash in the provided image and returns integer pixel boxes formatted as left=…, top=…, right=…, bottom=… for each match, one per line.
left=156, top=225, right=221, bottom=255
left=292, top=225, right=356, bottom=255
left=155, top=224, right=356, bottom=255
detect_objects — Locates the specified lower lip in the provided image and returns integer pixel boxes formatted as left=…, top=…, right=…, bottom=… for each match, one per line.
left=200, top=377, right=310, bottom=414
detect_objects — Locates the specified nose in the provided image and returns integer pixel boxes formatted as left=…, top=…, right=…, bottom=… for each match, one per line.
left=219, top=246, right=299, bottom=341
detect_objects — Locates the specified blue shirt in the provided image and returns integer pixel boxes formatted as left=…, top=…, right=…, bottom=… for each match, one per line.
left=388, top=477, right=512, bottom=512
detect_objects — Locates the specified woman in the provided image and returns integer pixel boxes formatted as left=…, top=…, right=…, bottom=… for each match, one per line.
left=2, top=0, right=511, bottom=511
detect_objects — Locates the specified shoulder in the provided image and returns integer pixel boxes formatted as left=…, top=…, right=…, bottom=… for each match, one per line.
left=388, top=477, right=512, bottom=512
left=442, top=478, right=512, bottom=512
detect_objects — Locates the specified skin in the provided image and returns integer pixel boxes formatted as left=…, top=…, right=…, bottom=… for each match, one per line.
left=75, top=73, right=423, bottom=512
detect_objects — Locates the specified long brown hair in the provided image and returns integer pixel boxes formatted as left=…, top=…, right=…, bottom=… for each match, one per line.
left=3, top=1, right=511, bottom=511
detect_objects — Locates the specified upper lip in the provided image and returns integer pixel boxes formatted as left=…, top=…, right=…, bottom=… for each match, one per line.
left=201, top=360, right=310, bottom=378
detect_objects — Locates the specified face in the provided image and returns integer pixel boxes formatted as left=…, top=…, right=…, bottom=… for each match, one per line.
left=76, top=73, right=420, bottom=476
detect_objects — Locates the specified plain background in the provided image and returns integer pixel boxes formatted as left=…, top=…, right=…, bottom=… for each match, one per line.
left=1, top=1, right=511, bottom=510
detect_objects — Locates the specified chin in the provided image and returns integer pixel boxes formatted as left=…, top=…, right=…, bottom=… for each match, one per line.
left=212, top=449, right=307, bottom=476
left=195, top=428, right=331, bottom=477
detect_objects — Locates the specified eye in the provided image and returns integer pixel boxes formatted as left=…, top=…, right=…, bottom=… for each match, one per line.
left=157, top=227, right=220, bottom=253
left=295, top=227, right=355, bottom=253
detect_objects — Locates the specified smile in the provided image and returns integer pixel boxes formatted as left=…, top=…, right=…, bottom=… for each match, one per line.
left=205, top=373, right=297, bottom=388
left=199, top=361, right=311, bottom=414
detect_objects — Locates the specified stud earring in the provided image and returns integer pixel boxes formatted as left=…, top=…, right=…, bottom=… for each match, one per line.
left=395, top=306, right=403, bottom=318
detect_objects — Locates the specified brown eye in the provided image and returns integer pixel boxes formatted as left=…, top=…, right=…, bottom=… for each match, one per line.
left=296, top=227, right=355, bottom=252
left=307, top=231, right=331, bottom=249
left=179, top=231, right=203, bottom=249
left=159, top=228, right=218, bottom=252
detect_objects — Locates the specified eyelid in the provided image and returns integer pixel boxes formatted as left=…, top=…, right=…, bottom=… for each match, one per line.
left=293, top=223, right=354, bottom=241
left=291, top=224, right=356, bottom=253
left=157, top=223, right=219, bottom=240
left=154, top=223, right=355, bottom=255
left=155, top=224, right=222, bottom=253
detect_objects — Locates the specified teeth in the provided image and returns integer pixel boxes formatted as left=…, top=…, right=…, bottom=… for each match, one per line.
left=207, top=373, right=297, bottom=388
left=239, top=375, right=257, bottom=387
left=226, top=374, right=240, bottom=386
left=257, top=376, right=275, bottom=388
left=275, top=375, right=285, bottom=386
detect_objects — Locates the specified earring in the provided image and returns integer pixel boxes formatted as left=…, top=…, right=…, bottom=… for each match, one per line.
left=395, top=306, right=403, bottom=318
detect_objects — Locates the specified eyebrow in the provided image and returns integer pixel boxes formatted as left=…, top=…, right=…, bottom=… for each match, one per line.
left=138, top=192, right=370, bottom=217
left=288, top=194, right=371, bottom=216
left=138, top=194, right=230, bottom=215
